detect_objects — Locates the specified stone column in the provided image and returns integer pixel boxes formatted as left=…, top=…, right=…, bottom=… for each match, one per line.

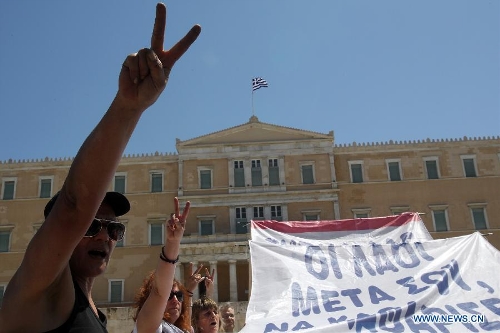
left=178, top=159, right=184, bottom=196
left=329, top=152, right=337, bottom=189
left=209, top=260, right=218, bottom=302
left=228, top=259, right=238, bottom=301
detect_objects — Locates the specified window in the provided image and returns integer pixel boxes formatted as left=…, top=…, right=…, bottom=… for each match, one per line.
left=150, top=172, right=163, bottom=192
left=472, top=208, right=487, bottom=229
left=39, top=177, right=53, bottom=198
left=199, top=169, right=212, bottom=189
left=1, top=178, right=16, bottom=200
left=114, top=220, right=126, bottom=247
left=114, top=173, right=126, bottom=194
left=234, top=161, right=245, bottom=188
left=268, top=159, right=280, bottom=186
left=352, top=208, right=371, bottom=219
left=200, top=220, right=214, bottom=236
left=116, top=237, right=124, bottom=247
left=390, top=206, right=410, bottom=215
left=253, top=206, right=264, bottom=220
left=302, top=210, right=320, bottom=221
left=149, top=222, right=164, bottom=245
left=468, top=204, right=488, bottom=230
left=423, top=157, right=440, bottom=180
left=271, top=205, right=282, bottom=221
left=0, top=230, right=11, bottom=252
left=301, top=163, right=315, bottom=184
left=235, top=207, right=247, bottom=234
left=461, top=155, right=477, bottom=178
left=348, top=161, right=364, bottom=183
left=251, top=160, right=262, bottom=186
left=109, top=280, right=124, bottom=303
left=386, top=159, right=402, bottom=181
left=0, top=284, right=5, bottom=307
left=429, top=206, right=448, bottom=232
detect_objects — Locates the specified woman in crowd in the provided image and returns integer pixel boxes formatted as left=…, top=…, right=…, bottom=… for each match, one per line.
left=133, top=273, right=192, bottom=333
left=132, top=208, right=216, bottom=333
left=132, top=199, right=192, bottom=333
left=191, top=298, right=221, bottom=333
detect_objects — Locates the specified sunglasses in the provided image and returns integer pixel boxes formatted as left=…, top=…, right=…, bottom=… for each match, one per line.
left=85, top=218, right=126, bottom=241
left=169, top=290, right=184, bottom=302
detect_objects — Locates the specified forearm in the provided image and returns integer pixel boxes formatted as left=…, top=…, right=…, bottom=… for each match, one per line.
left=60, top=97, right=144, bottom=223
left=155, top=238, right=181, bottom=296
left=136, top=239, right=180, bottom=333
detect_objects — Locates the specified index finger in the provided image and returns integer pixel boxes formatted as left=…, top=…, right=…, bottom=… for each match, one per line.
left=194, top=263, right=204, bottom=275
left=163, top=25, right=201, bottom=68
left=204, top=267, right=215, bottom=279
left=174, top=197, right=180, bottom=218
left=151, top=3, right=166, bottom=53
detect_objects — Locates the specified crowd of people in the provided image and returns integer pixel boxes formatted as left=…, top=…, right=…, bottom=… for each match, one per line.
left=0, top=2, right=240, bottom=332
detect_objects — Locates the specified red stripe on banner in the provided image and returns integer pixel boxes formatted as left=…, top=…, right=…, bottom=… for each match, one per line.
left=251, top=212, right=420, bottom=233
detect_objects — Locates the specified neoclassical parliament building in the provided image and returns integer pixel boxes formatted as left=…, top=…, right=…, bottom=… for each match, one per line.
left=1, top=116, right=499, bottom=330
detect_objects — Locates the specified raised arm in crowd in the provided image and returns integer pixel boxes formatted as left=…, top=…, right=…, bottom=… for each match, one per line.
left=0, top=3, right=201, bottom=332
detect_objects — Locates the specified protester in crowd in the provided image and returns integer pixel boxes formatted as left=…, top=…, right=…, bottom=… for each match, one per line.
left=133, top=260, right=216, bottom=333
left=219, top=303, right=236, bottom=333
left=0, top=3, right=201, bottom=332
left=133, top=276, right=192, bottom=333
left=191, top=298, right=221, bottom=333
left=185, top=263, right=216, bottom=299
left=132, top=198, right=191, bottom=333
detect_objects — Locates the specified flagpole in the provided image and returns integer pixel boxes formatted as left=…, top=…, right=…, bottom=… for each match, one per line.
left=252, top=90, right=254, bottom=116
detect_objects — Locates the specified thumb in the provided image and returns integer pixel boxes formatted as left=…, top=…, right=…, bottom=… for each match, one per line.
left=147, top=49, right=168, bottom=88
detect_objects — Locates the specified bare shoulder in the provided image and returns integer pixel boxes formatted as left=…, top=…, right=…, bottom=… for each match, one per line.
left=0, top=259, right=75, bottom=331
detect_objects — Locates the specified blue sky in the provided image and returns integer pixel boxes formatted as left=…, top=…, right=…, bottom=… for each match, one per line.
left=0, top=1, right=498, bottom=161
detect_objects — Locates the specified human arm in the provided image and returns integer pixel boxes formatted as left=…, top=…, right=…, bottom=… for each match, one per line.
left=135, top=197, right=191, bottom=333
left=0, top=3, right=200, bottom=331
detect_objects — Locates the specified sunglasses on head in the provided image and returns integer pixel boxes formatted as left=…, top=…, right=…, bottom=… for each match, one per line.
left=85, top=218, right=126, bottom=241
left=169, top=290, right=184, bottom=302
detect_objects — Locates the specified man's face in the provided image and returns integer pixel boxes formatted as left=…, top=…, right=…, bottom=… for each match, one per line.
left=221, top=307, right=235, bottom=331
left=69, top=203, right=118, bottom=278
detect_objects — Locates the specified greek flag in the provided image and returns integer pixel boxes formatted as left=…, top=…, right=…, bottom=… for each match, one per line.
left=252, top=77, right=269, bottom=91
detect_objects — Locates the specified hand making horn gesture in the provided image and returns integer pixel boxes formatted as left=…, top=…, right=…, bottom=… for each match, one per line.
left=203, top=267, right=216, bottom=299
left=185, top=263, right=206, bottom=294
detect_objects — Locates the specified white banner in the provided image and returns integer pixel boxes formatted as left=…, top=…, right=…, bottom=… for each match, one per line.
left=242, top=215, right=500, bottom=333
left=250, top=213, right=433, bottom=245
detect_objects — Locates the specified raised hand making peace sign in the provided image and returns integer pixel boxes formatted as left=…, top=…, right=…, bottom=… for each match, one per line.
left=119, top=3, right=201, bottom=110
left=167, top=197, right=191, bottom=242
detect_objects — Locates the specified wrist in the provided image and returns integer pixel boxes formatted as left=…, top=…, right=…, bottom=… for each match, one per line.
left=111, top=94, right=147, bottom=116
left=159, top=246, right=179, bottom=264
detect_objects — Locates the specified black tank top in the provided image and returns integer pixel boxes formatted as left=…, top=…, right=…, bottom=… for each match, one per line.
left=44, top=279, right=108, bottom=333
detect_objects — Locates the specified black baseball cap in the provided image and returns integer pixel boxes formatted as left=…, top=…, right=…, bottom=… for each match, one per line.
left=44, top=191, right=130, bottom=218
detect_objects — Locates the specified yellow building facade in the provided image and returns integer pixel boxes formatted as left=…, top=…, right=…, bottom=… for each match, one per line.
left=1, top=116, right=499, bottom=331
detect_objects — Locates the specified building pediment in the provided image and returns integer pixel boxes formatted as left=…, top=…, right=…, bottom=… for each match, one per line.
left=177, top=116, right=333, bottom=149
